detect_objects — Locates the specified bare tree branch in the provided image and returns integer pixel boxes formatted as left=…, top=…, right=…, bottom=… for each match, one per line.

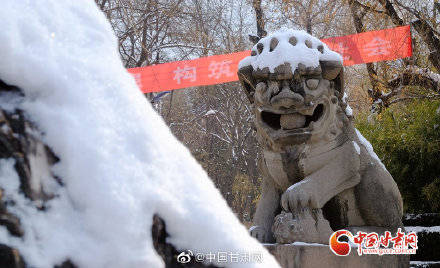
left=388, top=66, right=440, bottom=93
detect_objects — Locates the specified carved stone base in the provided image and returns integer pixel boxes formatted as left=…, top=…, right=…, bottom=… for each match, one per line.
left=265, top=243, right=410, bottom=268
left=272, top=209, right=333, bottom=244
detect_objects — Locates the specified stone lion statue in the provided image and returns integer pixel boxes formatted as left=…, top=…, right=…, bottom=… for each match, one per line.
left=237, top=30, right=404, bottom=244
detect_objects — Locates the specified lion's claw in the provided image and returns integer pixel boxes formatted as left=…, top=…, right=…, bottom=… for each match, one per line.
left=281, top=183, right=318, bottom=212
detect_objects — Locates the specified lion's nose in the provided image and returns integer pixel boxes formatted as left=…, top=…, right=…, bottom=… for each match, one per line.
left=270, top=85, right=304, bottom=109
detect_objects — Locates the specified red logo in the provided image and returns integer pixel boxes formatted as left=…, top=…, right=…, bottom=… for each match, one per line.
left=329, top=230, right=353, bottom=256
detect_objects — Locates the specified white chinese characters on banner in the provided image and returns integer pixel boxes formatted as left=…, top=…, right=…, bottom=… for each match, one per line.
left=333, top=42, right=351, bottom=61
left=208, top=60, right=234, bottom=79
left=363, top=37, right=392, bottom=56
left=173, top=65, right=197, bottom=84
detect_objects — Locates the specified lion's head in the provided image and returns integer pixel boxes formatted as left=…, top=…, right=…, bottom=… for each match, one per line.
left=238, top=30, right=350, bottom=149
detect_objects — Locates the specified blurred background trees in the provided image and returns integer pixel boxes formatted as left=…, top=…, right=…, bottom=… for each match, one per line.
left=357, top=100, right=440, bottom=213
left=95, top=0, right=440, bottom=221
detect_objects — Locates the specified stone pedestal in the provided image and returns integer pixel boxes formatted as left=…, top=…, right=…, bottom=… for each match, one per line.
left=265, top=243, right=410, bottom=268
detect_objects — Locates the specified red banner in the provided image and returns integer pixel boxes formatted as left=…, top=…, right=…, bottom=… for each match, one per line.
left=322, top=25, right=412, bottom=66
left=128, top=25, right=412, bottom=93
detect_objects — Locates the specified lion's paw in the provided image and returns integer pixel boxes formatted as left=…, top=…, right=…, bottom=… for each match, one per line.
left=281, top=182, right=318, bottom=212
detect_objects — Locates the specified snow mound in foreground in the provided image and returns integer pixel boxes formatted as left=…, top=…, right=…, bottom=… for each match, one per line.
left=0, top=1, right=279, bottom=267
left=239, top=29, right=342, bottom=73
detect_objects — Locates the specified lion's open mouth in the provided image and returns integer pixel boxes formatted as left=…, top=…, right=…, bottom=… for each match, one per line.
left=261, top=103, right=324, bottom=130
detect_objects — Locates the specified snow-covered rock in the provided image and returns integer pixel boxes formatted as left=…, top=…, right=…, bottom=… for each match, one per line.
left=0, top=1, right=279, bottom=267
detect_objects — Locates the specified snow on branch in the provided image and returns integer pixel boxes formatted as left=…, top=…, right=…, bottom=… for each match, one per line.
left=373, top=65, right=440, bottom=108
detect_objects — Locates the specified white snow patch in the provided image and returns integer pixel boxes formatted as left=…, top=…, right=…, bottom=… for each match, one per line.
left=1, top=124, right=10, bottom=133
left=291, top=241, right=326, bottom=247
left=342, top=92, right=348, bottom=103
left=405, top=226, right=440, bottom=233
left=404, top=214, right=420, bottom=220
left=345, top=105, right=353, bottom=116
left=0, top=1, right=279, bottom=268
left=342, top=92, right=353, bottom=116
left=410, top=261, right=440, bottom=267
left=238, top=29, right=342, bottom=73
left=355, top=129, right=387, bottom=170
left=205, top=109, right=217, bottom=116
left=352, top=141, right=360, bottom=155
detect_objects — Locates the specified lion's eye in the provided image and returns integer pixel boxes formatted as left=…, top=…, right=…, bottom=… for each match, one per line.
left=306, top=79, right=319, bottom=90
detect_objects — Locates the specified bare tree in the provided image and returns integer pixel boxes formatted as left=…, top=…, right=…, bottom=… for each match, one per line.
left=347, top=0, right=440, bottom=110
left=263, top=0, right=346, bottom=38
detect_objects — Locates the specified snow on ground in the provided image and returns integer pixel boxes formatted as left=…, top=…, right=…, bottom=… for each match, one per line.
left=410, top=261, right=440, bottom=268
left=205, top=109, right=217, bottom=116
left=238, top=29, right=342, bottom=73
left=411, top=261, right=440, bottom=265
left=0, top=1, right=279, bottom=267
left=405, top=226, right=440, bottom=233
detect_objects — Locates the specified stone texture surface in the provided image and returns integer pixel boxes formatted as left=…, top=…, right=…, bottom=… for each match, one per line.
left=280, top=113, right=306, bottom=129
left=273, top=210, right=332, bottom=244
left=0, top=244, right=25, bottom=268
left=265, top=243, right=410, bottom=268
